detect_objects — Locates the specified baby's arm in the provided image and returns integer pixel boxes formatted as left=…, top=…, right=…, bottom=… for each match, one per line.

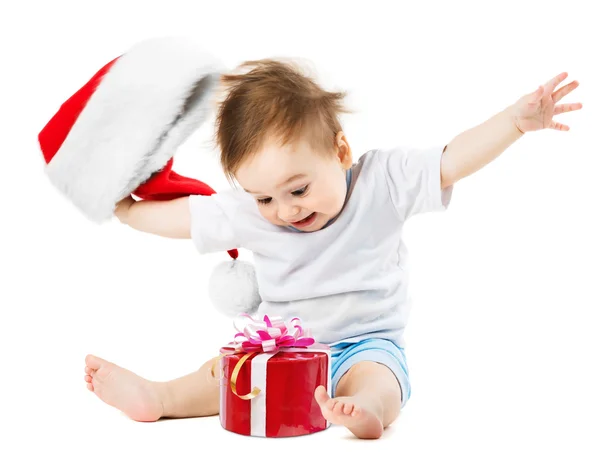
left=440, top=72, right=580, bottom=189
left=114, top=196, right=192, bottom=239
left=440, top=105, right=523, bottom=189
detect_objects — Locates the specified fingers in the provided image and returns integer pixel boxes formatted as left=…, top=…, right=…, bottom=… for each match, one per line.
left=528, top=85, right=544, bottom=104
left=116, top=195, right=136, bottom=208
left=550, top=120, right=570, bottom=131
left=545, top=72, right=569, bottom=94
left=554, top=102, right=583, bottom=115
left=553, top=80, right=580, bottom=102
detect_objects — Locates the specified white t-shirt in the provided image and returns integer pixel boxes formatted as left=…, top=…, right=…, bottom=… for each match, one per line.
left=189, top=145, right=453, bottom=347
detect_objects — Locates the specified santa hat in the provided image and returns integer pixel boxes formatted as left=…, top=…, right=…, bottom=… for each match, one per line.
left=38, top=36, right=261, bottom=316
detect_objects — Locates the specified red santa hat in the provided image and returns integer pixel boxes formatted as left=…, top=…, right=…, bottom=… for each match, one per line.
left=38, top=37, right=261, bottom=316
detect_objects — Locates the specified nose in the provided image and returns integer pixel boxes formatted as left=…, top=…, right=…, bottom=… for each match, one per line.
left=278, top=204, right=302, bottom=222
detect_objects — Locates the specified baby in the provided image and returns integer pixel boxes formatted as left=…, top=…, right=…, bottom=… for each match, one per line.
left=83, top=60, right=581, bottom=439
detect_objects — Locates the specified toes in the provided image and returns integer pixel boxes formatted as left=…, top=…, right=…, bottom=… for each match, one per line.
left=84, top=366, right=94, bottom=375
left=86, top=383, right=94, bottom=392
left=314, top=386, right=362, bottom=421
left=84, top=375, right=92, bottom=383
left=314, top=385, right=330, bottom=406
left=85, top=354, right=104, bottom=370
left=334, top=401, right=350, bottom=416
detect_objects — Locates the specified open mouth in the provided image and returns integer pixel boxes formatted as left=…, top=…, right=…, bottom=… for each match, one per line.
left=292, top=212, right=317, bottom=228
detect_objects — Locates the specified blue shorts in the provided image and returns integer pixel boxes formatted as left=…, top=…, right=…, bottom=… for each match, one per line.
left=330, top=338, right=411, bottom=409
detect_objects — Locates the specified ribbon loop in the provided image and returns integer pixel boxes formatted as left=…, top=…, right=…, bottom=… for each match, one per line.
left=229, top=314, right=315, bottom=353
left=216, top=314, right=317, bottom=401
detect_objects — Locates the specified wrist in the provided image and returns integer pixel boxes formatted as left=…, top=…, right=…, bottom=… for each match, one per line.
left=506, top=104, right=526, bottom=136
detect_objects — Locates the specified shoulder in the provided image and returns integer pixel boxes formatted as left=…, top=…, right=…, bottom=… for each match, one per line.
left=352, top=147, right=400, bottom=184
left=189, top=187, right=253, bottom=213
left=188, top=187, right=271, bottom=254
left=351, top=148, right=381, bottom=179
left=353, top=146, right=414, bottom=174
left=189, top=186, right=273, bottom=232
left=361, top=145, right=446, bottom=181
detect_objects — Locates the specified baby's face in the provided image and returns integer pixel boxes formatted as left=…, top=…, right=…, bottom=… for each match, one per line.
left=236, top=134, right=352, bottom=232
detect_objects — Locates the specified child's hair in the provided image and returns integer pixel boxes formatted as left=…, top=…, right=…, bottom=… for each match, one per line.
left=215, top=59, right=349, bottom=182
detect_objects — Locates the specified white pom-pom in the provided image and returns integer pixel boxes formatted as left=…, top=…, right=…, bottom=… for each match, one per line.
left=208, top=259, right=262, bottom=317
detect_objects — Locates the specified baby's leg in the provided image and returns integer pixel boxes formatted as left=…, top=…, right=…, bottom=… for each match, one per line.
left=84, top=354, right=219, bottom=422
left=314, top=361, right=401, bottom=439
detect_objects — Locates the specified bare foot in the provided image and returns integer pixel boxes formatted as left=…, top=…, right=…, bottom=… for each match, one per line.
left=314, top=385, right=384, bottom=439
left=84, top=354, right=165, bottom=422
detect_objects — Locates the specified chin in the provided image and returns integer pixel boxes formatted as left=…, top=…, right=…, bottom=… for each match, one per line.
left=310, top=216, right=327, bottom=230
left=300, top=213, right=328, bottom=232
left=281, top=212, right=326, bottom=232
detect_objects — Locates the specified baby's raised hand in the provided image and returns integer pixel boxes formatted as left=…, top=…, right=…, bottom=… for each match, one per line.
left=512, top=72, right=582, bottom=133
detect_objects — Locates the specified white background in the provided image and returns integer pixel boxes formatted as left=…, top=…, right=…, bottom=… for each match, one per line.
left=2, top=0, right=598, bottom=472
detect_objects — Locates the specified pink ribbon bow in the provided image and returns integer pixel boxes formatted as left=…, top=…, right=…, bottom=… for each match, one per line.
left=231, top=313, right=315, bottom=353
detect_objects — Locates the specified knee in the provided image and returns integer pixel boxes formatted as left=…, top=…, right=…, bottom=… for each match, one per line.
left=336, top=361, right=393, bottom=394
left=344, top=360, right=391, bottom=379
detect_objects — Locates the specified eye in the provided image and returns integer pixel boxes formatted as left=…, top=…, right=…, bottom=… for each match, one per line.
left=257, top=197, right=272, bottom=205
left=291, top=185, right=308, bottom=197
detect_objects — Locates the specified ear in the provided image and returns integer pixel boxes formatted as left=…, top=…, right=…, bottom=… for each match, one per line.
left=335, top=131, right=353, bottom=169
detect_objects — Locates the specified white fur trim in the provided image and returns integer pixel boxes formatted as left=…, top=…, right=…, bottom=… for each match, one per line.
left=209, top=260, right=262, bottom=317
left=45, top=36, right=224, bottom=223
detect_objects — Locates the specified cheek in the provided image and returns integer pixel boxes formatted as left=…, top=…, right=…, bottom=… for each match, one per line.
left=257, top=206, right=270, bottom=219
left=258, top=205, right=280, bottom=223
left=313, top=185, right=345, bottom=212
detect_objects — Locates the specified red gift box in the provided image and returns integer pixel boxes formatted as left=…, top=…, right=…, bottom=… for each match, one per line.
left=216, top=315, right=331, bottom=437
